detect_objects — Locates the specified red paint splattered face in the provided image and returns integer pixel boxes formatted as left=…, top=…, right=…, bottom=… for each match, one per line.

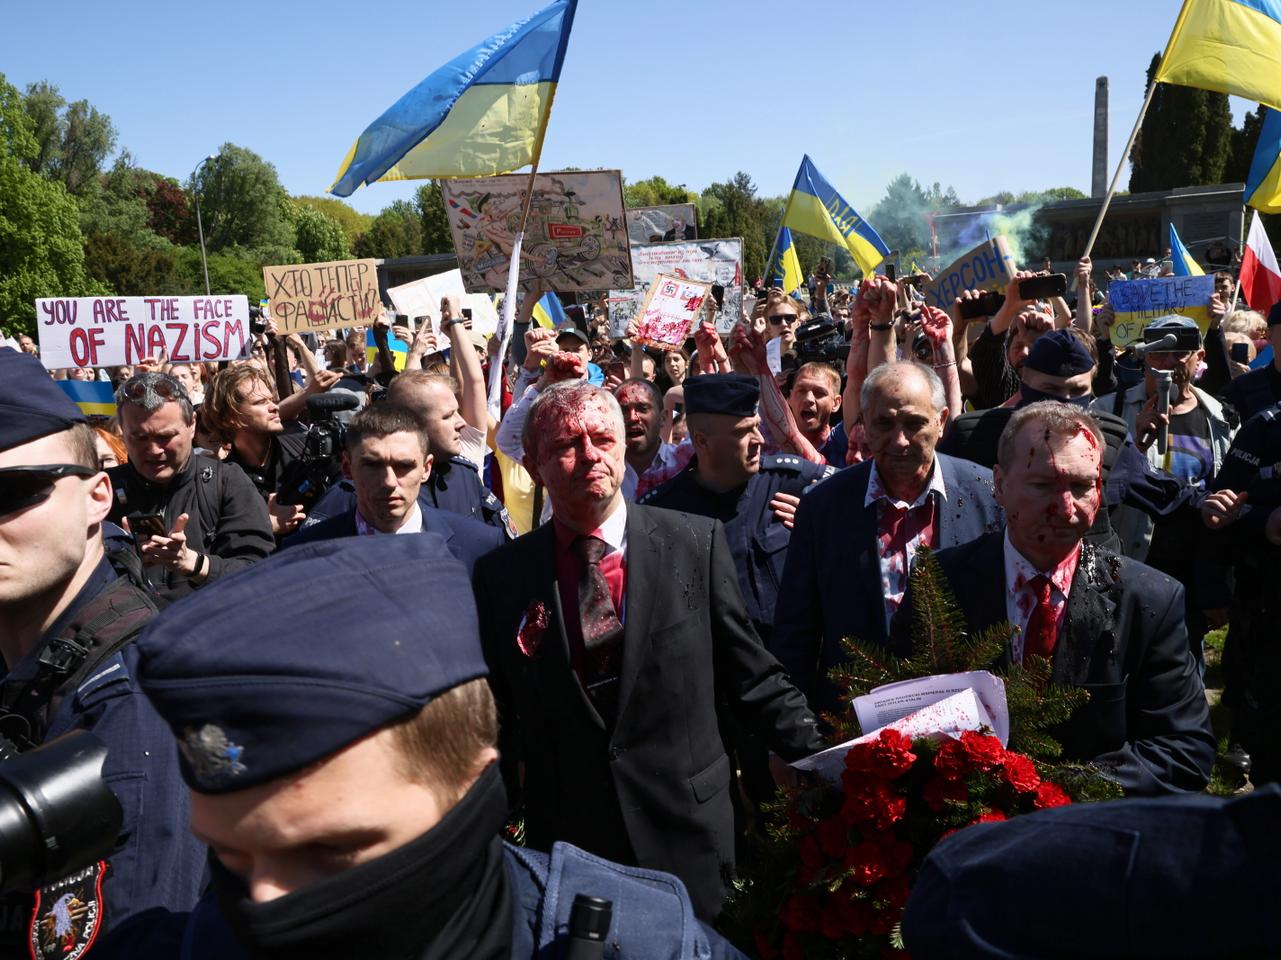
left=615, top=383, right=660, bottom=455
left=996, top=425, right=1102, bottom=566
left=530, top=395, right=626, bottom=508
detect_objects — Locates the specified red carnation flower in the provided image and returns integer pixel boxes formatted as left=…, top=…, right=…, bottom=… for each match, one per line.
left=878, top=834, right=914, bottom=876
left=1001, top=753, right=1041, bottom=792
left=874, top=874, right=911, bottom=910
left=972, top=808, right=1007, bottom=825
left=1033, top=781, right=1072, bottom=809
left=922, top=774, right=970, bottom=811
left=781, top=893, right=822, bottom=933
left=836, top=895, right=871, bottom=936
left=959, top=730, right=1007, bottom=770
left=847, top=728, right=918, bottom=779
left=798, top=834, right=823, bottom=869
left=819, top=904, right=847, bottom=940
left=815, top=816, right=848, bottom=858
left=932, top=737, right=973, bottom=781
left=844, top=840, right=887, bottom=886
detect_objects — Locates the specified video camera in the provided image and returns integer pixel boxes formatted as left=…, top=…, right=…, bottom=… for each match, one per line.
left=794, top=314, right=849, bottom=364
left=276, top=393, right=360, bottom=509
left=0, top=731, right=121, bottom=894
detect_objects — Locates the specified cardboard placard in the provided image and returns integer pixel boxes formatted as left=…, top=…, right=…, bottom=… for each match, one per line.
left=1107, top=275, right=1214, bottom=346
left=35, top=296, right=250, bottom=369
left=385, top=269, right=469, bottom=333
left=625, top=204, right=698, bottom=244
left=442, top=170, right=633, bottom=293
left=922, top=236, right=1019, bottom=310
left=631, top=274, right=712, bottom=351
left=609, top=238, right=743, bottom=337
left=262, top=258, right=380, bottom=334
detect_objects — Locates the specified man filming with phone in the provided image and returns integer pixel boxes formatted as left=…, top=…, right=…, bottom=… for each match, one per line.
left=107, top=372, right=274, bottom=604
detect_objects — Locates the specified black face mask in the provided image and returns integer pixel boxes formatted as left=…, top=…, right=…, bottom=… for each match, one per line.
left=1017, top=383, right=1093, bottom=410
left=210, top=764, right=512, bottom=960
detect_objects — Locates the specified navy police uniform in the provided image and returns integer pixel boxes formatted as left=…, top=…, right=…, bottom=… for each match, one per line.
left=133, top=534, right=742, bottom=959
left=0, top=349, right=205, bottom=960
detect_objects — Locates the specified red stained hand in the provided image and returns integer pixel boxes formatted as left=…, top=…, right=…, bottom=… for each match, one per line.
left=728, top=322, right=767, bottom=374
left=546, top=351, right=585, bottom=383
left=918, top=304, right=952, bottom=344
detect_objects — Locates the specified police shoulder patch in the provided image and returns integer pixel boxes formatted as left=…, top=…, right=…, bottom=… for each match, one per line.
left=29, top=860, right=108, bottom=960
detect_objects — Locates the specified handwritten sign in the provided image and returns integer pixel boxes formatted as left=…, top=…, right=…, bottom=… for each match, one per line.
left=385, top=269, right=468, bottom=333
left=609, top=238, right=743, bottom=337
left=262, top=258, right=380, bottom=334
left=1107, top=275, right=1214, bottom=346
left=631, top=274, right=711, bottom=351
left=35, top=296, right=250, bottom=369
left=922, top=236, right=1018, bottom=310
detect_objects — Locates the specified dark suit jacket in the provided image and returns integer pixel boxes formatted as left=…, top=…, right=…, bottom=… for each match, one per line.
left=282, top=500, right=503, bottom=574
left=472, top=504, right=823, bottom=920
left=894, top=529, right=1216, bottom=795
left=770, top=454, right=1004, bottom=715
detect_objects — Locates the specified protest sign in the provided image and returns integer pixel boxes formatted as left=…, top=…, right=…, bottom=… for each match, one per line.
left=625, top=204, right=698, bottom=244
left=1107, top=275, right=1214, bottom=346
left=385, top=269, right=469, bottom=332
left=922, top=236, right=1019, bottom=310
left=461, top=294, right=499, bottom=336
left=442, top=170, right=632, bottom=293
left=262, top=258, right=380, bottom=334
left=609, top=239, right=743, bottom=337
left=630, top=274, right=711, bottom=351
left=36, top=295, right=250, bottom=369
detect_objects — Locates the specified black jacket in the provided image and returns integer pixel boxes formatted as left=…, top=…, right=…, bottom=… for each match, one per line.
left=107, top=454, right=275, bottom=604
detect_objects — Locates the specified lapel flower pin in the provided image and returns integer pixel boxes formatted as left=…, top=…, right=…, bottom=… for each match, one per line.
left=517, top=600, right=549, bottom=657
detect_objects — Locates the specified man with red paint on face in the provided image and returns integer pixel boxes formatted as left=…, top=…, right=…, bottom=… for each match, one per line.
left=894, top=401, right=1216, bottom=795
left=472, top=380, right=823, bottom=921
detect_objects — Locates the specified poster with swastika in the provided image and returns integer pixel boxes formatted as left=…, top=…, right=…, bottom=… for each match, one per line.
left=262, top=258, right=381, bottom=334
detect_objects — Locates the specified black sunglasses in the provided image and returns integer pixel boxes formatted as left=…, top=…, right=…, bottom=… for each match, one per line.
left=768, top=313, right=799, bottom=326
left=0, top=464, right=98, bottom=519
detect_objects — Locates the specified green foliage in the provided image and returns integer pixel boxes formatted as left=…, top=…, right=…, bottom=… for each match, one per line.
left=293, top=195, right=373, bottom=246
left=288, top=200, right=350, bottom=262
left=173, top=246, right=266, bottom=300
left=21, top=81, right=117, bottom=195
left=193, top=143, right=296, bottom=256
left=353, top=199, right=423, bottom=259
left=1130, top=53, right=1233, bottom=192
left=76, top=155, right=171, bottom=251
left=84, top=232, right=182, bottom=295
left=623, top=174, right=698, bottom=208
left=700, top=172, right=769, bottom=284
left=1225, top=105, right=1267, bottom=185
left=414, top=181, right=454, bottom=255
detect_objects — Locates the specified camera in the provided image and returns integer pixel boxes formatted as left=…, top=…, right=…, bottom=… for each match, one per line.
left=0, top=731, right=122, bottom=894
left=276, top=393, right=360, bottom=508
left=249, top=305, right=267, bottom=337
left=794, top=315, right=849, bottom=363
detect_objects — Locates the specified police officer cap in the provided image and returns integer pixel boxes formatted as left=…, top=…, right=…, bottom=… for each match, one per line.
left=136, top=533, right=487, bottom=794
left=1024, top=329, right=1094, bottom=378
left=683, top=373, right=760, bottom=418
left=1143, top=315, right=1202, bottom=350
left=0, top=348, right=87, bottom=452
left=1268, top=301, right=1281, bottom=328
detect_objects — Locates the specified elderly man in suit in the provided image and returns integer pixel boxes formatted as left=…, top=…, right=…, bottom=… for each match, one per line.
left=770, top=361, right=1004, bottom=715
left=896, top=401, right=1215, bottom=795
left=473, top=380, right=823, bottom=921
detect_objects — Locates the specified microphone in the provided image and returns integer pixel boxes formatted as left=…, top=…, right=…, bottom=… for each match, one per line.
left=1131, top=333, right=1179, bottom=356
left=564, top=895, right=612, bottom=960
left=305, top=393, right=360, bottom=415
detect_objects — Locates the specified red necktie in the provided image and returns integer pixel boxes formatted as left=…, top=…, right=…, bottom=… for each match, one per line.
left=573, top=536, right=624, bottom=718
left=1022, top=574, right=1057, bottom=663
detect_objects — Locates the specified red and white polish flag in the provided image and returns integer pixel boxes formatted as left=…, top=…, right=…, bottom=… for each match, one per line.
left=1241, top=211, right=1281, bottom=314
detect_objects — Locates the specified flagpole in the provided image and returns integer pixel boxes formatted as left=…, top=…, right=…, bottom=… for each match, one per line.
left=1083, top=80, right=1160, bottom=260
left=1228, top=209, right=1253, bottom=315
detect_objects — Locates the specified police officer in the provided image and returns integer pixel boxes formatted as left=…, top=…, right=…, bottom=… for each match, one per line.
left=133, top=533, right=745, bottom=959
left=639, top=373, right=834, bottom=641
left=0, top=349, right=204, bottom=958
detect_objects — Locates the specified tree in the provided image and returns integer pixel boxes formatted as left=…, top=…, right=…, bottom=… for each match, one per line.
left=173, top=247, right=267, bottom=300
left=700, top=172, right=769, bottom=282
left=623, top=175, right=697, bottom=208
left=192, top=143, right=296, bottom=259
left=1226, top=105, right=1267, bottom=184
left=289, top=201, right=350, bottom=262
left=21, top=82, right=116, bottom=195
left=353, top=200, right=423, bottom=259
left=415, top=182, right=454, bottom=255
left=870, top=174, right=932, bottom=257
left=76, top=154, right=169, bottom=251
left=1130, top=53, right=1233, bottom=192
left=146, top=176, right=196, bottom=246
left=294, top=195, right=373, bottom=246
left=83, top=232, right=182, bottom=295
left=0, top=73, right=102, bottom=337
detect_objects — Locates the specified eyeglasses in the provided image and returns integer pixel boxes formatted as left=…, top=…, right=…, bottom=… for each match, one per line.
left=767, top=314, right=799, bottom=326
left=0, top=464, right=98, bottom=519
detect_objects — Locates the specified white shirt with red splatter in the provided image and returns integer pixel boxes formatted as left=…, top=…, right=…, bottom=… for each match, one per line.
left=1003, top=532, right=1081, bottom=663
left=865, top=460, right=946, bottom=630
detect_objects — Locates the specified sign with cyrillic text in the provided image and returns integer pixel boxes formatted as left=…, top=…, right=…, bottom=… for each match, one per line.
left=922, top=236, right=1018, bottom=310
left=262, top=258, right=381, bottom=334
left=35, top=296, right=250, bottom=369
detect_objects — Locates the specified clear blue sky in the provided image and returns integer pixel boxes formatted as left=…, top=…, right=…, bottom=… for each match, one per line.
left=0, top=0, right=1248, bottom=216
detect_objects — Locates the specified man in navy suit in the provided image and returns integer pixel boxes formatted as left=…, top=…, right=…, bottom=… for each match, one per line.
left=285, top=403, right=502, bottom=573
left=895, top=401, right=1215, bottom=795
left=770, top=361, right=1003, bottom=714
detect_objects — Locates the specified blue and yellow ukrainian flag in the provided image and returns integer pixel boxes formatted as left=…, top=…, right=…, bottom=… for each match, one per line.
left=781, top=156, right=889, bottom=278
left=1169, top=223, right=1205, bottom=277
left=1245, top=106, right=1281, bottom=213
left=530, top=291, right=568, bottom=330
left=330, top=0, right=578, bottom=197
left=772, top=227, right=805, bottom=295
left=1156, top=0, right=1281, bottom=111
left=366, top=329, right=410, bottom=372
left=57, top=380, right=116, bottom=416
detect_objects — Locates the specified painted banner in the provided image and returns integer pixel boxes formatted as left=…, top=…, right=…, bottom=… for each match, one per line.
left=36, top=295, right=250, bottom=369
left=609, top=238, right=743, bottom=337
left=631, top=274, right=712, bottom=351
left=442, top=170, right=632, bottom=293
left=625, top=204, right=698, bottom=244
left=262, top=258, right=381, bottom=334
left=922, top=236, right=1019, bottom=310
left=1107, top=275, right=1214, bottom=346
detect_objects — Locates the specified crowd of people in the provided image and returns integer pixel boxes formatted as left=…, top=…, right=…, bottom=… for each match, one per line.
left=2, top=248, right=1280, bottom=958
